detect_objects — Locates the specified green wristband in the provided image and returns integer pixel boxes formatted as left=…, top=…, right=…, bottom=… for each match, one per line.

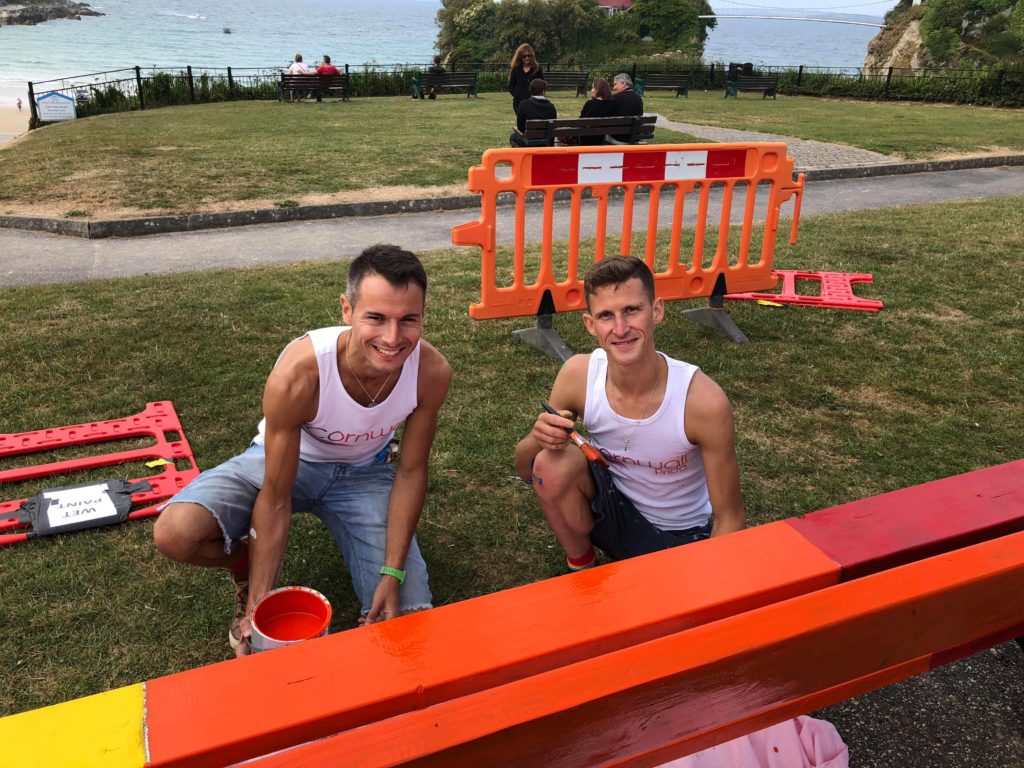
left=379, top=565, right=406, bottom=584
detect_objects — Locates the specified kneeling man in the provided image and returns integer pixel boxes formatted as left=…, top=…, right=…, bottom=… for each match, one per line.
left=515, top=257, right=744, bottom=571
left=155, top=244, right=452, bottom=655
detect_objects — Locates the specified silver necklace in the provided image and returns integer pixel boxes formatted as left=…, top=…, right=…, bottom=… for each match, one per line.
left=345, top=344, right=394, bottom=406
left=614, top=367, right=662, bottom=452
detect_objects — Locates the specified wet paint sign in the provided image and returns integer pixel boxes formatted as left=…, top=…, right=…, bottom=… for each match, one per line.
left=44, top=483, right=117, bottom=529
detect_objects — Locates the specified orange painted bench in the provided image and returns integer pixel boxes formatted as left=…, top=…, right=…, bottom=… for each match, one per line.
left=3, top=460, right=1022, bottom=767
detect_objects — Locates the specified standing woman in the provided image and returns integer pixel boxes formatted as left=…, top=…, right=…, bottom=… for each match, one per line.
left=508, top=44, right=544, bottom=113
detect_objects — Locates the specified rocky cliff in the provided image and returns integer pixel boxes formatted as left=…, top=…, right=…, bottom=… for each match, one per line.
left=0, top=1, right=103, bottom=25
left=865, top=0, right=1023, bottom=72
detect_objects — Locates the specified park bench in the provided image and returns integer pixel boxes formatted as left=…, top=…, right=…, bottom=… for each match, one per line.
left=9, top=459, right=1023, bottom=766
left=279, top=72, right=349, bottom=102
left=411, top=70, right=478, bottom=99
left=637, top=72, right=691, bottom=97
left=517, top=115, right=656, bottom=147
left=725, top=74, right=779, bottom=99
left=540, top=70, right=589, bottom=96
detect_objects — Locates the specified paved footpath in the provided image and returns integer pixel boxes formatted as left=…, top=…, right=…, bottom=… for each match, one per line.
left=1, top=165, right=1022, bottom=288
left=653, top=113, right=904, bottom=171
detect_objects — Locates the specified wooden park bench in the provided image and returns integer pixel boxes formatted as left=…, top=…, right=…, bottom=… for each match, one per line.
left=637, top=72, right=691, bottom=97
left=411, top=70, right=479, bottom=99
left=9, top=459, right=1023, bottom=766
left=540, top=70, right=589, bottom=96
left=517, top=115, right=656, bottom=147
left=725, top=74, right=779, bottom=99
left=279, top=72, right=349, bottom=102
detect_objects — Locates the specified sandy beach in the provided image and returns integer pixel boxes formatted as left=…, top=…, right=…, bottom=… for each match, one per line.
left=0, top=105, right=29, bottom=146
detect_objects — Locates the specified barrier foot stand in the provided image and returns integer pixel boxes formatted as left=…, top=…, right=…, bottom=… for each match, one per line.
left=512, top=313, right=574, bottom=362
left=683, top=306, right=749, bottom=343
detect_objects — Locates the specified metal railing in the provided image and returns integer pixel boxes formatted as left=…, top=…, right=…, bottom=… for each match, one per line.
left=28, top=59, right=1023, bottom=126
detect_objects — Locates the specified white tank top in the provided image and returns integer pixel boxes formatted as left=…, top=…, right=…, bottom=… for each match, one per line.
left=254, top=326, right=420, bottom=465
left=583, top=349, right=711, bottom=530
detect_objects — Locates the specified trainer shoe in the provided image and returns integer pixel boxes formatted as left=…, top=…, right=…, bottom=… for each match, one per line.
left=228, top=568, right=249, bottom=650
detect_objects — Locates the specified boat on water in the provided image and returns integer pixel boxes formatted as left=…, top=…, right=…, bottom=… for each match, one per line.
left=223, top=27, right=232, bottom=34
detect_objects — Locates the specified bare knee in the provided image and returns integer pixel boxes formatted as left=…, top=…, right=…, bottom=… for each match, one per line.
left=532, top=448, right=590, bottom=502
left=153, top=502, right=219, bottom=562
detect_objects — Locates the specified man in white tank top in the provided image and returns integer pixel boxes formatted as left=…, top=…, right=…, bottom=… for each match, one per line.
left=515, top=257, right=744, bottom=571
left=155, top=246, right=452, bottom=656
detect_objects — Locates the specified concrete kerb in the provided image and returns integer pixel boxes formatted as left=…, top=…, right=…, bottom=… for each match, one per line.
left=3, top=154, right=1023, bottom=240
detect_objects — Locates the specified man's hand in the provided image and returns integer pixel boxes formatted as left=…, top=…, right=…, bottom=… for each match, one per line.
left=531, top=409, right=575, bottom=451
left=359, top=576, right=401, bottom=626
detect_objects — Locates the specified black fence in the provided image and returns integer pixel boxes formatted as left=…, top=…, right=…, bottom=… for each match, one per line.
left=28, top=59, right=1023, bottom=127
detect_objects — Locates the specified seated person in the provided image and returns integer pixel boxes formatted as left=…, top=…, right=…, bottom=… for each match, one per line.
left=314, top=54, right=342, bottom=102
left=424, top=54, right=445, bottom=99
left=609, top=72, right=644, bottom=143
left=579, top=77, right=614, bottom=146
left=510, top=78, right=556, bottom=147
left=154, top=245, right=452, bottom=656
left=515, top=257, right=745, bottom=572
left=286, top=53, right=310, bottom=102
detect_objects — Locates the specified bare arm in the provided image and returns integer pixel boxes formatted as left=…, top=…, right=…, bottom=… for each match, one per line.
left=685, top=372, right=746, bottom=537
left=514, top=355, right=589, bottom=481
left=363, top=344, right=452, bottom=624
left=240, top=340, right=318, bottom=653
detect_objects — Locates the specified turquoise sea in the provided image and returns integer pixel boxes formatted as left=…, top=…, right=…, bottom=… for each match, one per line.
left=0, top=0, right=883, bottom=105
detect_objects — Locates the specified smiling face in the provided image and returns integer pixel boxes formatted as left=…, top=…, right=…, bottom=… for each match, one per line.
left=341, top=274, right=425, bottom=376
left=583, top=277, right=664, bottom=366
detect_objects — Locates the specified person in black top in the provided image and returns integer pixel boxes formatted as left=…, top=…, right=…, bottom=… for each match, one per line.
left=424, top=54, right=446, bottom=99
left=508, top=44, right=544, bottom=113
left=579, top=77, right=615, bottom=146
left=510, top=78, right=556, bottom=147
left=611, top=73, right=644, bottom=117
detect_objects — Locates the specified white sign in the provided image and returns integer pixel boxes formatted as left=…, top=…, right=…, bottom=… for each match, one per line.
left=44, top=484, right=117, bottom=529
left=36, top=91, right=77, bottom=122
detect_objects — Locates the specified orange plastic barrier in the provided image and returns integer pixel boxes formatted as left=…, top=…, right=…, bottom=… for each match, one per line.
left=451, top=144, right=805, bottom=321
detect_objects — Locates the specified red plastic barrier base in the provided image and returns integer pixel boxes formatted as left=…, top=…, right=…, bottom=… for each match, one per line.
left=726, top=270, right=884, bottom=312
left=0, top=401, right=199, bottom=546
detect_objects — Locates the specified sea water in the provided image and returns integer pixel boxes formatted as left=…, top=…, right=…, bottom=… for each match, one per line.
left=0, top=0, right=882, bottom=105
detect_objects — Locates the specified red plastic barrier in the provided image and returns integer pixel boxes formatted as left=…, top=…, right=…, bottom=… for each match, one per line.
left=725, top=269, right=884, bottom=311
left=0, top=401, right=199, bottom=546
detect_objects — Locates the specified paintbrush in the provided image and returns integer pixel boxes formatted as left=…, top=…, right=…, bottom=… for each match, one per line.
left=541, top=401, right=608, bottom=466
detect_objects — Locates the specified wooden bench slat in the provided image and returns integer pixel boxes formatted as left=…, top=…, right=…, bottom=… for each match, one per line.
left=639, top=72, right=691, bottom=97
left=412, top=71, right=478, bottom=99
left=542, top=71, right=589, bottom=96
left=725, top=74, right=779, bottom=99
left=279, top=73, right=349, bottom=102
left=519, top=115, right=656, bottom=146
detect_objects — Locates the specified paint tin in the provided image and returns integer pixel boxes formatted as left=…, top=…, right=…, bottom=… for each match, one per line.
left=249, top=586, right=332, bottom=653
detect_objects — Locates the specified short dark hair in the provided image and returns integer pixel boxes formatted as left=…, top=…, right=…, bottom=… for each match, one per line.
left=322, top=54, right=331, bottom=64
left=583, top=257, right=655, bottom=307
left=529, top=78, right=547, bottom=96
left=347, top=244, right=427, bottom=305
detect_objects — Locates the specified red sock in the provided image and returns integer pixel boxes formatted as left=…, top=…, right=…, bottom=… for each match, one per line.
left=567, top=547, right=596, bottom=571
left=228, top=545, right=249, bottom=575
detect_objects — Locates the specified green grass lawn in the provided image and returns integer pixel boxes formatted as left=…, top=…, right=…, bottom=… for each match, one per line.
left=645, top=91, right=1024, bottom=158
left=0, top=196, right=1021, bottom=716
left=0, top=95, right=697, bottom=216
left=2, top=91, right=1021, bottom=217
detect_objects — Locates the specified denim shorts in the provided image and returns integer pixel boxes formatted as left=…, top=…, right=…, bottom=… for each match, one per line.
left=588, top=461, right=712, bottom=561
left=166, top=444, right=432, bottom=615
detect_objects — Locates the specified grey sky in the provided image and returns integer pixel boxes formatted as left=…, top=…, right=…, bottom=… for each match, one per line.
left=709, top=0, right=896, bottom=15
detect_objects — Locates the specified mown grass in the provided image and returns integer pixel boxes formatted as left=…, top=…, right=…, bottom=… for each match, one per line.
left=0, top=196, right=1022, bottom=716
left=0, top=96, right=696, bottom=215
left=647, top=91, right=1024, bottom=158
left=3, top=91, right=1022, bottom=216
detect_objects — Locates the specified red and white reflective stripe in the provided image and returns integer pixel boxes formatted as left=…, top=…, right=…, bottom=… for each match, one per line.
left=531, top=148, right=748, bottom=186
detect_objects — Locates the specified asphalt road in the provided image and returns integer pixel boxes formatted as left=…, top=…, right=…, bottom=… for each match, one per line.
left=1, top=165, right=1022, bottom=765
left=0, top=165, right=1022, bottom=288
